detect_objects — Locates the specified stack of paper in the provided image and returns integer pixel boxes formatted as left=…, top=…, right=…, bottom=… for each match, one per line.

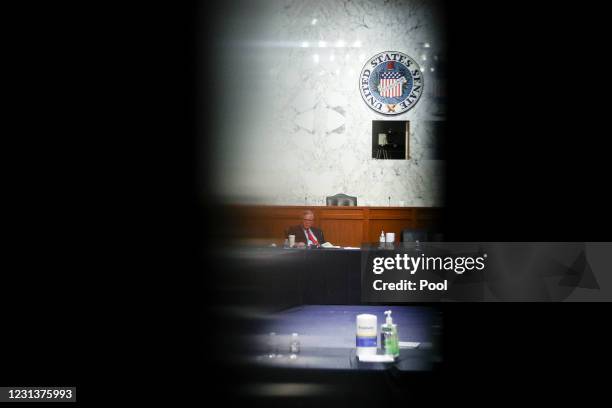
left=357, top=354, right=395, bottom=363
left=398, top=341, right=420, bottom=348
left=321, top=242, right=341, bottom=248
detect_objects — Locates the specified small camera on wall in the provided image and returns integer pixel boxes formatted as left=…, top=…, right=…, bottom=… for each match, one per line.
left=372, top=120, right=409, bottom=160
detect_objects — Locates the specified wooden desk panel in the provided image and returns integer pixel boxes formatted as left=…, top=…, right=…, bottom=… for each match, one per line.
left=228, top=205, right=442, bottom=246
left=368, top=208, right=415, bottom=219
left=319, top=219, right=364, bottom=247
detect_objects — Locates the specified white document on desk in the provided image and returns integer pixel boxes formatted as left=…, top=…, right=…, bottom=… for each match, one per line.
left=321, top=242, right=341, bottom=248
left=357, top=354, right=395, bottom=363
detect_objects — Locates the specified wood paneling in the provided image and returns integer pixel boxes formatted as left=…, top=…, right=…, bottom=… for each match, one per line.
left=319, top=219, right=364, bottom=247
left=368, top=208, right=414, bottom=220
left=319, top=209, right=364, bottom=220
left=368, top=220, right=413, bottom=243
left=228, top=205, right=441, bottom=246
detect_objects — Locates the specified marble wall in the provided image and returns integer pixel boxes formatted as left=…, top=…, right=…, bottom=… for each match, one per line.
left=208, top=0, right=446, bottom=207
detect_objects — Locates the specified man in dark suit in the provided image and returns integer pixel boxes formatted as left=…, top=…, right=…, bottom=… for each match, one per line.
left=286, top=210, right=325, bottom=247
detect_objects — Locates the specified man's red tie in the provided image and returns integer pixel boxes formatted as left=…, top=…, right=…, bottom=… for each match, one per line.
left=306, top=229, right=319, bottom=246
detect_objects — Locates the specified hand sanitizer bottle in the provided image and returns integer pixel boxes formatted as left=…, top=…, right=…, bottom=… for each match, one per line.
left=380, top=230, right=386, bottom=243
left=289, top=333, right=300, bottom=359
left=381, top=310, right=399, bottom=358
left=268, top=332, right=278, bottom=358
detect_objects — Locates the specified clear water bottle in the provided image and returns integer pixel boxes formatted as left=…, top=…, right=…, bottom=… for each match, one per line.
left=289, top=333, right=300, bottom=359
left=415, top=240, right=421, bottom=252
left=268, top=332, right=278, bottom=358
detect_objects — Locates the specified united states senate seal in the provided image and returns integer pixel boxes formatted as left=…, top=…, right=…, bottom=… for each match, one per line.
left=359, top=51, right=424, bottom=115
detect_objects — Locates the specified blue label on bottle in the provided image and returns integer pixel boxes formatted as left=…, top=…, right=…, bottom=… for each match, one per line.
left=356, top=336, right=377, bottom=347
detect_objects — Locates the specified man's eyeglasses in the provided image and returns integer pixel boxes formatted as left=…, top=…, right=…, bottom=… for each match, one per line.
left=303, top=218, right=314, bottom=222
